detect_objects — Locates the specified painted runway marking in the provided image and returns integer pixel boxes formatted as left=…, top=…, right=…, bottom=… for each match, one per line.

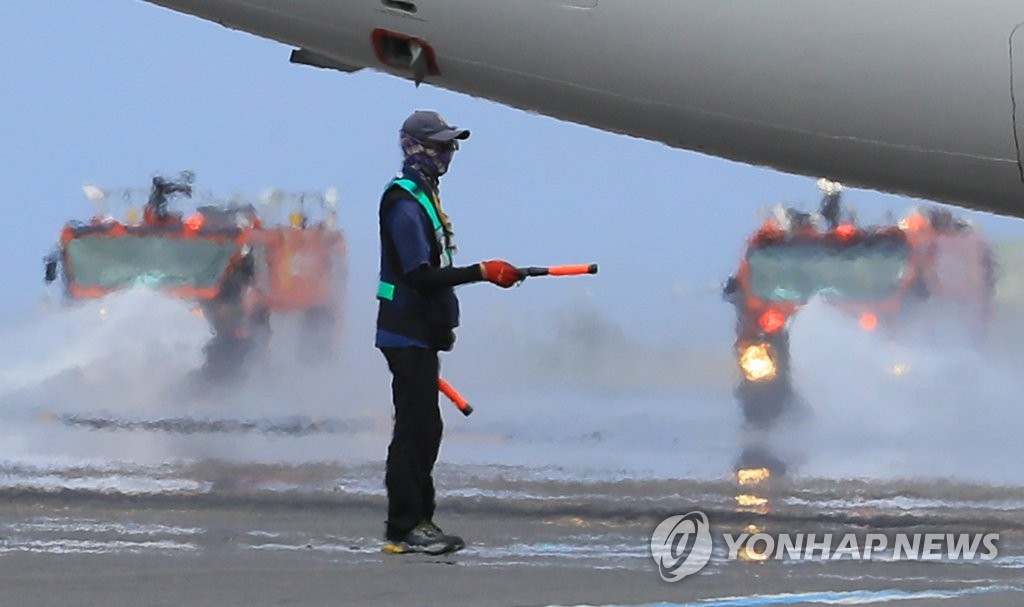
left=557, top=584, right=1022, bottom=607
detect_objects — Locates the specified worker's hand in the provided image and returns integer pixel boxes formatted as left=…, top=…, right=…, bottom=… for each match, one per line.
left=480, top=260, right=522, bottom=288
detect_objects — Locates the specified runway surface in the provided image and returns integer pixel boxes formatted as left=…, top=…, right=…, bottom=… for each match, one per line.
left=1, top=291, right=1021, bottom=606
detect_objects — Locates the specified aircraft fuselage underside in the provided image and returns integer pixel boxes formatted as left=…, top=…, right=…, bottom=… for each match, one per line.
left=146, top=0, right=1024, bottom=216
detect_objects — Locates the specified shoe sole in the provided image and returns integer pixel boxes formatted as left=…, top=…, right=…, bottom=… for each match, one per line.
left=382, top=541, right=463, bottom=555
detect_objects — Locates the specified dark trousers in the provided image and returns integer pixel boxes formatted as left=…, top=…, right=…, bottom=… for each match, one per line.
left=380, top=347, right=443, bottom=541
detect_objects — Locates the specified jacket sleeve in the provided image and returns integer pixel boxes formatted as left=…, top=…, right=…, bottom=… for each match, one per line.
left=404, top=264, right=484, bottom=289
left=385, top=200, right=435, bottom=274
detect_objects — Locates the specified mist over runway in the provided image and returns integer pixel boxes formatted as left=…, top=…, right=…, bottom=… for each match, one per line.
left=0, top=288, right=1022, bottom=605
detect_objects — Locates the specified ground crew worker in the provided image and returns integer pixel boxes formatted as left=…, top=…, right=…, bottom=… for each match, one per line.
left=376, top=110, right=522, bottom=554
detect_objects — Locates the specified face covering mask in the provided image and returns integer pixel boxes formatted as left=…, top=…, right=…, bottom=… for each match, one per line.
left=401, top=133, right=456, bottom=178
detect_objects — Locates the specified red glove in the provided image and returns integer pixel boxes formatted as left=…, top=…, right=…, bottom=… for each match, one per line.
left=480, top=260, right=522, bottom=288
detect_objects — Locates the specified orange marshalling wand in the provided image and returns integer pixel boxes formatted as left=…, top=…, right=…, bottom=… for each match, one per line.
left=438, top=378, right=473, bottom=417
left=437, top=263, right=597, bottom=418
left=518, top=263, right=598, bottom=278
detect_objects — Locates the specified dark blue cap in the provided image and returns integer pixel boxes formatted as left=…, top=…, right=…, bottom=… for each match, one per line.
left=401, top=110, right=470, bottom=143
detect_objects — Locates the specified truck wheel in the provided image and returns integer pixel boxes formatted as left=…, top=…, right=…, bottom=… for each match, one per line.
left=736, top=376, right=795, bottom=428
left=200, top=333, right=251, bottom=382
left=298, top=305, right=337, bottom=363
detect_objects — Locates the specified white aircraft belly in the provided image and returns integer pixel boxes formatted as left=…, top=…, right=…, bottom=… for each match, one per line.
left=144, top=0, right=1024, bottom=215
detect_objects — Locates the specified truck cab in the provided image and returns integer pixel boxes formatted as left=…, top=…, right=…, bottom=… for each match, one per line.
left=724, top=182, right=993, bottom=426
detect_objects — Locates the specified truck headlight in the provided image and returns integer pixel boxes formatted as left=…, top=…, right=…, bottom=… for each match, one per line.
left=737, top=467, right=772, bottom=486
left=740, top=343, right=777, bottom=382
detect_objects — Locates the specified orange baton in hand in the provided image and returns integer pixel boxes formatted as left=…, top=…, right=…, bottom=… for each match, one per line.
left=519, top=264, right=598, bottom=277
left=438, top=378, right=473, bottom=417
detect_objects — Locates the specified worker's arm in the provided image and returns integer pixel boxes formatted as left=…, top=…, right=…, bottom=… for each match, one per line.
left=404, top=260, right=521, bottom=289
left=404, top=264, right=483, bottom=289
left=387, top=200, right=518, bottom=289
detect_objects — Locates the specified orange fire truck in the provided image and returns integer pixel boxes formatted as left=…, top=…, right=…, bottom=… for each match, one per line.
left=723, top=181, right=994, bottom=425
left=45, top=174, right=346, bottom=379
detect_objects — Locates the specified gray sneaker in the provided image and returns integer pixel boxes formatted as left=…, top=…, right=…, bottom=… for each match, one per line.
left=420, top=520, right=465, bottom=551
left=382, top=522, right=462, bottom=555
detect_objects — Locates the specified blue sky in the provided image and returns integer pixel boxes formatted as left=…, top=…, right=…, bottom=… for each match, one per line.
left=4, top=1, right=1024, bottom=347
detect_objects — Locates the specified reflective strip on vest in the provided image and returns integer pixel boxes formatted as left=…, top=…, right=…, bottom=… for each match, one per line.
left=378, top=280, right=396, bottom=301
left=390, top=178, right=454, bottom=268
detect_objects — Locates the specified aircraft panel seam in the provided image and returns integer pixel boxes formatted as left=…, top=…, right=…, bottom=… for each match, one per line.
left=1009, top=23, right=1024, bottom=182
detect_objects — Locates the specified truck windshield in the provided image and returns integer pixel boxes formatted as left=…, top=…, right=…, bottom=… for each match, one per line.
left=66, top=234, right=239, bottom=292
left=747, top=237, right=911, bottom=303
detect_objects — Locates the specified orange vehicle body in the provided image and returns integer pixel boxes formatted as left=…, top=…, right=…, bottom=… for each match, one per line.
left=57, top=216, right=256, bottom=303
left=252, top=224, right=348, bottom=360
left=899, top=215, right=995, bottom=338
left=725, top=205, right=994, bottom=425
left=731, top=211, right=993, bottom=347
left=253, top=226, right=346, bottom=314
left=51, top=201, right=347, bottom=377
left=730, top=223, right=917, bottom=346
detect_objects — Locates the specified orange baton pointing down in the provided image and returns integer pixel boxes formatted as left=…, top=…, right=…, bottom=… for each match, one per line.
left=519, top=263, right=598, bottom=278
left=438, top=378, right=473, bottom=417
